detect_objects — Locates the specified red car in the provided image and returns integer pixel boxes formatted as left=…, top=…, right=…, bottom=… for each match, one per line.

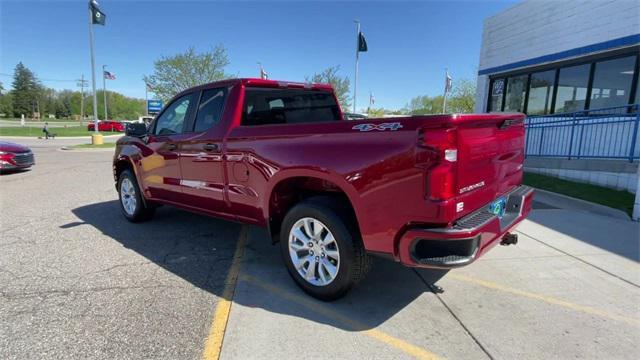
left=114, top=78, right=533, bottom=300
left=88, top=120, right=125, bottom=132
left=0, top=141, right=35, bottom=171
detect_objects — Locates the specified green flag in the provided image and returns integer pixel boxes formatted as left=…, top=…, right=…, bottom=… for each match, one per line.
left=90, top=0, right=106, bottom=26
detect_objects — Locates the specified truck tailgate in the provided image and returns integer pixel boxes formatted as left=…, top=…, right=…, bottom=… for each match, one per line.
left=454, top=114, right=526, bottom=219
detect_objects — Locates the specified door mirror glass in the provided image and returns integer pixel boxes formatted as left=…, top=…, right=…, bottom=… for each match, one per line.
left=125, top=122, right=148, bottom=137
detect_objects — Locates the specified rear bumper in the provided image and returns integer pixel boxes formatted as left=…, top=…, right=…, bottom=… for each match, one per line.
left=397, top=185, right=534, bottom=269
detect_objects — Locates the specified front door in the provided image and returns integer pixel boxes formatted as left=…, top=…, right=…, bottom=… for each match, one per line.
left=178, top=87, right=229, bottom=215
left=139, top=92, right=196, bottom=202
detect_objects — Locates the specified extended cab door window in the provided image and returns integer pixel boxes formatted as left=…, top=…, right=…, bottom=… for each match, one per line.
left=241, top=88, right=341, bottom=126
left=192, top=88, right=227, bottom=132
left=153, top=93, right=195, bottom=135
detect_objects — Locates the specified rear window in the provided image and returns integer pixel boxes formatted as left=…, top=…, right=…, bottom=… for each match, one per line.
left=241, top=87, right=341, bottom=126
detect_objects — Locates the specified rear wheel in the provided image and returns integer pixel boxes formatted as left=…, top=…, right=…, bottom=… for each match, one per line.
left=280, top=197, right=370, bottom=301
left=118, top=169, right=155, bottom=222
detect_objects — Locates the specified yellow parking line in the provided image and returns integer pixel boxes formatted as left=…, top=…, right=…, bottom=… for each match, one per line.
left=240, top=273, right=442, bottom=360
left=449, top=273, right=640, bottom=327
left=202, top=226, right=248, bottom=360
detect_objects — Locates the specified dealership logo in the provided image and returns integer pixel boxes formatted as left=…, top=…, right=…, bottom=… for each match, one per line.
left=352, top=122, right=403, bottom=132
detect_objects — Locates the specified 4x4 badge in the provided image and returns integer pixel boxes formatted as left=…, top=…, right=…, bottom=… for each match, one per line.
left=352, top=123, right=403, bottom=132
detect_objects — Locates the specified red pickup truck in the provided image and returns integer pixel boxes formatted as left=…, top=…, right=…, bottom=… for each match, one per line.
left=114, top=78, right=533, bottom=300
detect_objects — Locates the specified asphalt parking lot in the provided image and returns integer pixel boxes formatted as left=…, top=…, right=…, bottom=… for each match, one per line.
left=1, top=137, right=639, bottom=360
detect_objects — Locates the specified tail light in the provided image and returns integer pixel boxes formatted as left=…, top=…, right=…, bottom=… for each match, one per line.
left=419, top=127, right=458, bottom=201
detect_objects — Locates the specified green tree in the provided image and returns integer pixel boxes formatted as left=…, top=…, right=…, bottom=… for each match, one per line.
left=306, top=66, right=351, bottom=110
left=11, top=62, right=40, bottom=117
left=447, top=79, right=476, bottom=113
left=406, top=95, right=444, bottom=115
left=143, top=45, right=232, bottom=102
left=0, top=82, right=12, bottom=117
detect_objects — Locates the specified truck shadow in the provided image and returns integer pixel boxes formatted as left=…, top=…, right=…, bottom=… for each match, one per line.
left=69, top=200, right=448, bottom=331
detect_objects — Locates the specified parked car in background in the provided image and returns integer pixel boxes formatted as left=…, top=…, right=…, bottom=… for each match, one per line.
left=113, top=78, right=533, bottom=300
left=0, top=141, right=35, bottom=171
left=343, top=112, right=368, bottom=120
left=87, top=120, right=125, bottom=132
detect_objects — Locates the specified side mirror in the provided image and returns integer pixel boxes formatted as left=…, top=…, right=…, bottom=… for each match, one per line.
left=125, top=122, right=148, bottom=137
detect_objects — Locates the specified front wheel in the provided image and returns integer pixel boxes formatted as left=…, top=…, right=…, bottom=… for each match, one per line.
left=118, top=169, right=155, bottom=222
left=280, top=197, right=370, bottom=301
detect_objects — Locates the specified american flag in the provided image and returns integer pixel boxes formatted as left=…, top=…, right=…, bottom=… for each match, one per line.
left=103, top=71, right=116, bottom=80
left=444, top=70, right=452, bottom=94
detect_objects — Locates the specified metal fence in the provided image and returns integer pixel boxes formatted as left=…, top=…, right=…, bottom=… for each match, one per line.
left=524, top=104, right=640, bottom=162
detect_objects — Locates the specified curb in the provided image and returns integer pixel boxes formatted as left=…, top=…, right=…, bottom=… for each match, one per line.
left=531, top=187, right=631, bottom=221
left=59, top=146, right=116, bottom=152
left=0, top=135, right=122, bottom=139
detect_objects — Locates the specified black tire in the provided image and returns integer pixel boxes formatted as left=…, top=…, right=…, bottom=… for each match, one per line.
left=279, top=196, right=371, bottom=301
left=117, top=169, right=155, bottom=223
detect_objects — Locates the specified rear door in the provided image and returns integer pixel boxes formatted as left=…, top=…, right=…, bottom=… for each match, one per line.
left=178, top=87, right=229, bottom=215
left=140, top=92, right=197, bottom=201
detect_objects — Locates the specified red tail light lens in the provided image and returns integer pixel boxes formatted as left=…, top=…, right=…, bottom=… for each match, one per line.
left=419, top=127, right=458, bottom=201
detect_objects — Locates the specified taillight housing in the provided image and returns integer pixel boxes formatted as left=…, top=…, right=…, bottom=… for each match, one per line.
left=419, top=127, right=458, bottom=201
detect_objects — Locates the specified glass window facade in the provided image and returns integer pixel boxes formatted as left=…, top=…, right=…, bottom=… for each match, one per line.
left=554, top=64, right=590, bottom=113
left=489, top=78, right=504, bottom=112
left=527, top=70, right=555, bottom=115
left=504, top=75, right=528, bottom=112
left=590, top=56, right=636, bottom=109
left=487, top=52, right=639, bottom=114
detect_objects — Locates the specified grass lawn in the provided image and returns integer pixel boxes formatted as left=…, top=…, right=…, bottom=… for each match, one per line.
left=0, top=126, right=110, bottom=137
left=69, top=142, right=117, bottom=149
left=523, top=172, right=635, bottom=216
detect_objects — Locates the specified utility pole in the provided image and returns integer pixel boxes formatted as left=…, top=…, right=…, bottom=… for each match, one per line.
left=102, top=64, right=108, bottom=120
left=76, top=74, right=88, bottom=122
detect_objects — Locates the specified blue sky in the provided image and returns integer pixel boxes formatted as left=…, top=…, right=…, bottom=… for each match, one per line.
left=1, top=0, right=516, bottom=110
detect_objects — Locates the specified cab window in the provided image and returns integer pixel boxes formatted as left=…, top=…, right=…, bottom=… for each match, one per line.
left=154, top=93, right=194, bottom=135
left=193, top=88, right=227, bottom=132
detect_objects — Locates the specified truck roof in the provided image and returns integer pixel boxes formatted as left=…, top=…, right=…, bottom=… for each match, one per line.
left=173, top=78, right=335, bottom=99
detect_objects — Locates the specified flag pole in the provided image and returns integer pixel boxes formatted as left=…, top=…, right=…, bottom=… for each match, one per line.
left=102, top=65, right=108, bottom=120
left=145, top=85, right=148, bottom=116
left=443, top=68, right=448, bottom=114
left=353, top=20, right=360, bottom=114
left=88, top=4, right=99, bottom=133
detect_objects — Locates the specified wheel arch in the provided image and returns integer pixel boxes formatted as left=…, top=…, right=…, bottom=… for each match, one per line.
left=264, top=170, right=362, bottom=243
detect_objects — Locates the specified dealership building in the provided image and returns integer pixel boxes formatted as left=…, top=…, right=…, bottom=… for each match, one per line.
left=475, top=0, right=640, bottom=219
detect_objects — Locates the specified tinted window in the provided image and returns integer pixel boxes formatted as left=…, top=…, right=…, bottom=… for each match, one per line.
left=527, top=70, right=556, bottom=115
left=589, top=56, right=636, bottom=109
left=554, top=64, right=590, bottom=113
left=242, top=88, right=341, bottom=126
left=154, top=94, right=193, bottom=135
left=193, top=88, right=227, bottom=132
left=489, top=78, right=504, bottom=112
left=504, top=75, right=528, bottom=112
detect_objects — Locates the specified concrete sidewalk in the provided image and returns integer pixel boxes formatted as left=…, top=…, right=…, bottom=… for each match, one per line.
left=220, top=205, right=640, bottom=359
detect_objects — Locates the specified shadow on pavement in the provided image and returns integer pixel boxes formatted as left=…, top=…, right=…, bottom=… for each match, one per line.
left=526, top=209, right=639, bottom=261
left=68, top=200, right=447, bottom=331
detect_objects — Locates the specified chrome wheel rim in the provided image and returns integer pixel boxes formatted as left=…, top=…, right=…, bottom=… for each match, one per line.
left=288, top=217, right=340, bottom=286
left=120, top=178, right=137, bottom=216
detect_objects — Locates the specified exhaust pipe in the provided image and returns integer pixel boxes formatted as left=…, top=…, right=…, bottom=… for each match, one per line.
left=500, top=232, right=518, bottom=246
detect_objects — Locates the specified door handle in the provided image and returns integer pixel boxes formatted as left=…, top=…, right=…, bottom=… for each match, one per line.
left=167, top=143, right=177, bottom=151
left=203, top=143, right=219, bottom=152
